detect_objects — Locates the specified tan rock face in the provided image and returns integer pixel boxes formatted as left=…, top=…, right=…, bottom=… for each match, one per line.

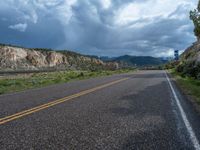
left=26, top=50, right=47, bottom=67
left=105, top=62, right=119, bottom=70
left=0, top=46, right=27, bottom=61
left=47, top=52, right=67, bottom=67
left=181, top=41, right=200, bottom=63
left=0, top=45, right=119, bottom=71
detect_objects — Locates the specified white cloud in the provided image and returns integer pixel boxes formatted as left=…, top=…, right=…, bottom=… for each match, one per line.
left=54, top=0, right=77, bottom=25
left=8, top=23, right=27, bottom=32
left=0, top=0, right=77, bottom=25
left=101, top=0, right=112, bottom=9
left=156, top=49, right=174, bottom=57
left=114, top=0, right=195, bottom=26
left=154, top=48, right=185, bottom=57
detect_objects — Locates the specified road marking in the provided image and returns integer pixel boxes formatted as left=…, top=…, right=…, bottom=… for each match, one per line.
left=0, top=78, right=129, bottom=125
left=165, top=72, right=200, bottom=150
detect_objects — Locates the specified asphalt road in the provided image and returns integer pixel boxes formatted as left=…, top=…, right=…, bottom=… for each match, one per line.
left=0, top=70, right=200, bottom=150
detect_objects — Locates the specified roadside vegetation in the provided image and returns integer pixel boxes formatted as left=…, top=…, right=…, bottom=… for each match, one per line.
left=169, top=69, right=200, bottom=105
left=0, top=69, right=135, bottom=95
left=163, top=1, right=200, bottom=106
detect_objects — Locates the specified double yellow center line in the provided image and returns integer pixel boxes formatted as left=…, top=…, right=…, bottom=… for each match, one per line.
left=0, top=78, right=129, bottom=125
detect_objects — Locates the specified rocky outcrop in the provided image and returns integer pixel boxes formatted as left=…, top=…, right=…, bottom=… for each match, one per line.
left=0, top=45, right=119, bottom=71
left=177, top=41, right=200, bottom=79
left=104, top=62, right=119, bottom=70
left=181, top=41, right=200, bottom=63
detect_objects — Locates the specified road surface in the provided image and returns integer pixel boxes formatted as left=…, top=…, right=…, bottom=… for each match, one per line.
left=0, top=70, right=200, bottom=150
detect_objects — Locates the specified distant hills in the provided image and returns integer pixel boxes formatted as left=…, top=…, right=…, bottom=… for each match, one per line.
left=100, top=55, right=168, bottom=67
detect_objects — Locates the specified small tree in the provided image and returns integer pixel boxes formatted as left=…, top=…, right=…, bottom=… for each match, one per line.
left=190, top=0, right=200, bottom=40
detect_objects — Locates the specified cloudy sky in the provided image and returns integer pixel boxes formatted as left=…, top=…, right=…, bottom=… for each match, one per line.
left=0, top=0, right=198, bottom=57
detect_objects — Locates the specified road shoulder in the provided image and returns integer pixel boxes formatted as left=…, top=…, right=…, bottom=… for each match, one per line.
left=167, top=71, right=200, bottom=116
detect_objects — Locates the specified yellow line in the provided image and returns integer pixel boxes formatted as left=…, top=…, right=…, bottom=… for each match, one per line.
left=0, top=78, right=128, bottom=125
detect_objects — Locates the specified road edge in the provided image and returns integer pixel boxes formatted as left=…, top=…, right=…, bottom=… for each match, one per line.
left=167, top=71, right=200, bottom=116
left=165, top=71, right=200, bottom=150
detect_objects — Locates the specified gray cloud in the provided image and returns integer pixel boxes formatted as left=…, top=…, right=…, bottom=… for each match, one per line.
left=9, top=23, right=27, bottom=32
left=0, top=0, right=197, bottom=57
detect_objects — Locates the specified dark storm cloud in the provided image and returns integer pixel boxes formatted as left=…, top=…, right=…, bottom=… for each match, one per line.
left=0, top=0, right=197, bottom=57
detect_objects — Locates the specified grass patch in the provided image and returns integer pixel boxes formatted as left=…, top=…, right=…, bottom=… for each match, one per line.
left=0, top=69, right=135, bottom=95
left=169, top=69, right=200, bottom=105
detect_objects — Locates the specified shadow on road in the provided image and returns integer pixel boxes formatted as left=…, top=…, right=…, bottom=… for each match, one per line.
left=110, top=81, right=192, bottom=149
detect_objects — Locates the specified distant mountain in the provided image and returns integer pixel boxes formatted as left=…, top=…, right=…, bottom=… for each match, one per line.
left=100, top=56, right=115, bottom=62
left=101, top=55, right=168, bottom=67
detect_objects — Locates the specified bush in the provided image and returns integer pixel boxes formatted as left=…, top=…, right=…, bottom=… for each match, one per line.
left=176, top=61, right=200, bottom=79
left=77, top=72, right=84, bottom=78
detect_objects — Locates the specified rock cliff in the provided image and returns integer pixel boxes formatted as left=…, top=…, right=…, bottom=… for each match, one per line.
left=181, top=41, right=200, bottom=63
left=0, top=45, right=118, bottom=71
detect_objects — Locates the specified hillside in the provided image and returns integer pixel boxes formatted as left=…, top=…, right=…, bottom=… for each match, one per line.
left=0, top=44, right=118, bottom=71
left=181, top=41, right=200, bottom=62
left=176, top=41, right=200, bottom=79
left=101, top=55, right=167, bottom=67
left=175, top=0, right=200, bottom=79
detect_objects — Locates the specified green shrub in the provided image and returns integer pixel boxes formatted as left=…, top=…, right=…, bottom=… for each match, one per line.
left=77, top=72, right=84, bottom=77
left=176, top=61, right=200, bottom=79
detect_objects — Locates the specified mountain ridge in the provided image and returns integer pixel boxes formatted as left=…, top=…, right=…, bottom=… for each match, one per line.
left=100, top=55, right=168, bottom=67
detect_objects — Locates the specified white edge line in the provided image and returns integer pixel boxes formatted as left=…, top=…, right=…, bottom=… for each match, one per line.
left=165, top=71, right=200, bottom=150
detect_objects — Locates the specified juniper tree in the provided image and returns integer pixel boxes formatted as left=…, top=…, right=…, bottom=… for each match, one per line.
left=190, top=0, right=200, bottom=40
